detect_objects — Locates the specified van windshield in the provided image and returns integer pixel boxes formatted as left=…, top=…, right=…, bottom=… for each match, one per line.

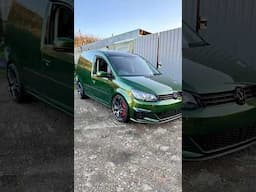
left=183, top=22, right=209, bottom=48
left=109, top=55, right=161, bottom=76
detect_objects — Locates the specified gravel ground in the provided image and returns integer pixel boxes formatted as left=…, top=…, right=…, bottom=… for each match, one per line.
left=183, top=138, right=256, bottom=192
left=74, top=92, right=182, bottom=192
left=0, top=72, right=73, bottom=191
left=3, top=68, right=254, bottom=192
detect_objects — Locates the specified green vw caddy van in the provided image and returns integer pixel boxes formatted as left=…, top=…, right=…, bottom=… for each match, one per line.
left=75, top=50, right=182, bottom=123
left=4, top=0, right=74, bottom=115
left=183, top=22, right=256, bottom=160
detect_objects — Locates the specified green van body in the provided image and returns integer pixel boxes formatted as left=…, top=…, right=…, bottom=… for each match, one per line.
left=4, top=0, right=74, bottom=115
left=76, top=50, right=182, bottom=123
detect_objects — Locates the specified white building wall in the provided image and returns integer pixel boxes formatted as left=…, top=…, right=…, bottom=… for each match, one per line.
left=108, top=40, right=134, bottom=52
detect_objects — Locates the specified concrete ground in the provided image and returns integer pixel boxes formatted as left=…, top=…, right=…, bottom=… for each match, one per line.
left=0, top=71, right=73, bottom=191
left=74, top=92, right=182, bottom=192
left=183, top=140, right=256, bottom=192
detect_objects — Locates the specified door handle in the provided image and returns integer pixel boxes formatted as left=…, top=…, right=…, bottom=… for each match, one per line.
left=43, top=59, right=51, bottom=67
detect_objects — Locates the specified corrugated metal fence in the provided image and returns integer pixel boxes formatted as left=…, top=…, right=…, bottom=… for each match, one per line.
left=182, top=0, right=197, bottom=29
left=183, top=0, right=256, bottom=70
left=159, top=28, right=182, bottom=83
left=134, top=28, right=182, bottom=83
left=134, top=33, right=158, bottom=67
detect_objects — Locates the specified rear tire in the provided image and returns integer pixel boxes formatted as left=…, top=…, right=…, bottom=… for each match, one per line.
left=112, top=94, right=129, bottom=123
left=7, top=63, right=27, bottom=102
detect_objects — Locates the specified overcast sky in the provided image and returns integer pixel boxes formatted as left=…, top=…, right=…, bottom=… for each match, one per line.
left=75, top=0, right=181, bottom=38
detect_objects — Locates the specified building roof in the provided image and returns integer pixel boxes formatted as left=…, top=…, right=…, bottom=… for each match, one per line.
left=80, top=29, right=151, bottom=51
left=101, top=50, right=135, bottom=57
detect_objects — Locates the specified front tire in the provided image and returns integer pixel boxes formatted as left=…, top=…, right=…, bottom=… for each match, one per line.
left=76, top=80, right=87, bottom=99
left=112, top=94, right=129, bottom=123
left=7, top=63, right=26, bottom=102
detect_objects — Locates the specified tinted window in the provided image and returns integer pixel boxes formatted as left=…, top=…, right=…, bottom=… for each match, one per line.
left=98, top=58, right=107, bottom=72
left=57, top=7, right=73, bottom=39
left=45, top=4, right=73, bottom=44
left=109, top=55, right=160, bottom=76
left=93, top=57, right=111, bottom=74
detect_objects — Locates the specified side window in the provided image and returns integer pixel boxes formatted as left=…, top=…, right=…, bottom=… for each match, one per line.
left=45, top=4, right=73, bottom=45
left=55, top=6, right=73, bottom=40
left=98, top=59, right=107, bottom=72
left=93, top=57, right=111, bottom=75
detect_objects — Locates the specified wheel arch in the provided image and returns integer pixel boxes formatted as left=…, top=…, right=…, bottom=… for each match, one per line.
left=112, top=88, right=133, bottom=113
left=113, top=88, right=131, bottom=102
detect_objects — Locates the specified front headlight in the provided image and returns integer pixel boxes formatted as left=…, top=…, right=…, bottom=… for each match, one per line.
left=183, top=91, right=199, bottom=109
left=131, top=89, right=158, bottom=102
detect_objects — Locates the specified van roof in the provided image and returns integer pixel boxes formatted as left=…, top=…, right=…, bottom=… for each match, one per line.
left=85, top=50, right=136, bottom=57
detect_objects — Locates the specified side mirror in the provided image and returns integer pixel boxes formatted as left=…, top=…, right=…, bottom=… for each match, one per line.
left=53, top=37, right=73, bottom=51
left=157, top=62, right=162, bottom=69
left=197, top=17, right=208, bottom=30
left=96, top=71, right=113, bottom=79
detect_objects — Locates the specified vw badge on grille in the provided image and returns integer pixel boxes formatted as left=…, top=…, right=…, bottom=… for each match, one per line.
left=235, top=87, right=246, bottom=105
left=173, top=92, right=178, bottom=99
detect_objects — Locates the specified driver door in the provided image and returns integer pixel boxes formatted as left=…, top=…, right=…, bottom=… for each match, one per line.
left=91, top=56, right=114, bottom=105
left=40, top=2, right=74, bottom=113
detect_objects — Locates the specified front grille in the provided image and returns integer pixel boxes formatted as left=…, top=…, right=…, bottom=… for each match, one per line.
left=134, top=111, right=154, bottom=119
left=192, top=123, right=256, bottom=152
left=158, top=92, right=180, bottom=101
left=156, top=109, right=181, bottom=119
left=134, top=109, right=181, bottom=121
left=199, top=85, right=256, bottom=107
left=199, top=91, right=235, bottom=106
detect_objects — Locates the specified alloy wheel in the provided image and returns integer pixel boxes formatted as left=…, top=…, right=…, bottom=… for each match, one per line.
left=112, top=95, right=129, bottom=122
left=7, top=64, right=24, bottom=102
left=77, top=81, right=87, bottom=99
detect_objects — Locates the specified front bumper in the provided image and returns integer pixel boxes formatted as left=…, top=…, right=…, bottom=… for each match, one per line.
left=183, top=99, right=256, bottom=160
left=129, top=98, right=182, bottom=123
